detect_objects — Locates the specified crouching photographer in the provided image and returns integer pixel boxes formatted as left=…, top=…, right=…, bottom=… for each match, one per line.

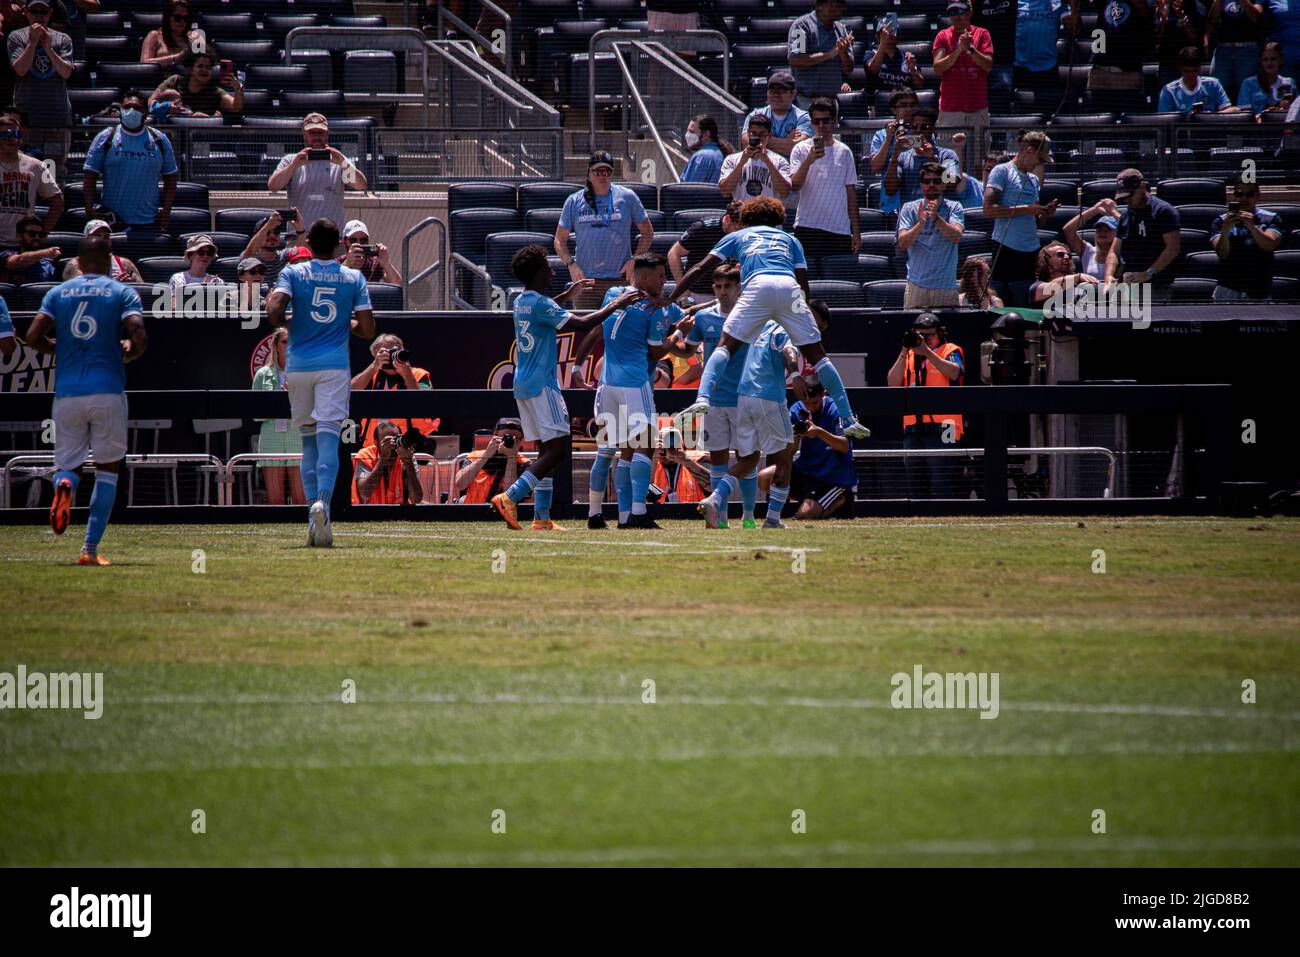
left=454, top=418, right=530, bottom=504
left=353, top=420, right=424, bottom=505
left=352, top=333, right=439, bottom=452
left=887, top=312, right=965, bottom=498
left=760, top=372, right=857, bottom=519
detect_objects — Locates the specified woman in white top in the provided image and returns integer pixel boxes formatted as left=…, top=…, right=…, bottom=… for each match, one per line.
left=1063, top=200, right=1120, bottom=280
left=957, top=256, right=1003, bottom=309
left=169, top=234, right=225, bottom=311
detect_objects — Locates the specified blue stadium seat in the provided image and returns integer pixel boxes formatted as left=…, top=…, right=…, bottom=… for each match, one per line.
left=1155, top=178, right=1226, bottom=206
left=96, top=62, right=163, bottom=90
left=524, top=208, right=563, bottom=234
left=858, top=209, right=890, bottom=231
left=1174, top=205, right=1223, bottom=232
left=344, top=50, right=399, bottom=95
left=368, top=283, right=405, bottom=310
left=1171, top=277, right=1215, bottom=302
left=288, top=50, right=334, bottom=89
left=214, top=40, right=280, bottom=65
left=1179, top=228, right=1212, bottom=254
left=172, top=183, right=211, bottom=211
left=18, top=282, right=60, bottom=311
left=331, top=15, right=387, bottom=28
left=1271, top=276, right=1300, bottom=301
left=448, top=183, right=518, bottom=216
left=263, top=14, right=322, bottom=44
left=484, top=232, right=554, bottom=288
left=0, top=283, right=17, bottom=309
left=670, top=208, right=724, bottom=232
left=238, top=89, right=276, bottom=114
left=859, top=231, right=898, bottom=259
left=1039, top=181, right=1079, bottom=207
left=808, top=279, right=866, bottom=308
left=731, top=43, right=791, bottom=89
left=165, top=208, right=212, bottom=235
left=182, top=231, right=249, bottom=255
left=959, top=230, right=994, bottom=258
left=863, top=279, right=907, bottom=307
left=198, top=12, right=255, bottom=39
left=69, top=89, right=120, bottom=119
left=517, top=182, right=578, bottom=215
left=660, top=182, right=726, bottom=217
left=1272, top=250, right=1300, bottom=280
left=215, top=208, right=279, bottom=236
left=282, top=91, right=347, bottom=118
left=1182, top=250, right=1220, bottom=279
left=246, top=64, right=315, bottom=96
left=818, top=254, right=892, bottom=283
left=138, top=256, right=191, bottom=284
left=649, top=231, right=682, bottom=256
left=450, top=208, right=521, bottom=265
left=744, top=16, right=798, bottom=42
left=83, top=35, right=132, bottom=66
left=624, top=182, right=659, bottom=211
left=211, top=257, right=243, bottom=283
left=586, top=0, right=645, bottom=20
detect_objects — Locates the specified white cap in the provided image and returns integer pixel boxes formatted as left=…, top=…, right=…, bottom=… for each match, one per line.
left=342, top=219, right=368, bottom=239
left=83, top=219, right=112, bottom=236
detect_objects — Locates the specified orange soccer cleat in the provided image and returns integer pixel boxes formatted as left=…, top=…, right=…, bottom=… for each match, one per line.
left=530, top=519, right=566, bottom=531
left=49, top=478, right=73, bottom=535
left=78, top=549, right=111, bottom=566
left=490, top=492, right=521, bottom=530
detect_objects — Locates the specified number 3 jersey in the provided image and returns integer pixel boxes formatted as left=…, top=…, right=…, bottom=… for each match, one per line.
left=511, top=289, right=573, bottom=400
left=274, top=259, right=371, bottom=372
left=37, top=275, right=143, bottom=398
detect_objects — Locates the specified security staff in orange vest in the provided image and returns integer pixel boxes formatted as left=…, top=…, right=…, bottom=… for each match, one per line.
left=352, top=420, right=425, bottom=505
left=454, top=418, right=531, bottom=504
left=649, top=425, right=711, bottom=504
left=887, top=312, right=964, bottom=498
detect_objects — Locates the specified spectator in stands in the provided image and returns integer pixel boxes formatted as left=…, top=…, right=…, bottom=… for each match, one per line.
left=649, top=425, right=710, bottom=505
left=888, top=313, right=965, bottom=498
left=719, top=114, right=792, bottom=203
left=169, top=233, right=223, bottom=306
left=1088, top=0, right=1156, bottom=112
left=351, top=332, right=438, bottom=452
left=267, top=113, right=368, bottom=234
left=897, top=161, right=967, bottom=308
left=354, top=420, right=424, bottom=505
left=1063, top=198, right=1121, bottom=279
left=867, top=90, right=918, bottom=216
left=1104, top=168, right=1181, bottom=300
left=148, top=49, right=244, bottom=118
left=239, top=210, right=307, bottom=285
left=787, top=0, right=855, bottom=104
left=1270, top=0, right=1300, bottom=86
left=1030, top=240, right=1101, bottom=304
left=1159, top=46, right=1240, bottom=112
left=945, top=147, right=999, bottom=210
left=667, top=199, right=740, bottom=298
left=957, top=255, right=1004, bottom=307
left=453, top=417, right=528, bottom=504
left=83, top=89, right=178, bottom=241
left=680, top=114, right=730, bottom=184
left=1016, top=0, right=1080, bottom=105
left=1156, top=0, right=1205, bottom=85
left=63, top=218, right=142, bottom=281
left=865, top=14, right=925, bottom=92
left=1208, top=0, right=1269, bottom=101
left=646, top=0, right=698, bottom=33
left=975, top=0, right=1017, bottom=108
left=338, top=219, right=402, bottom=284
left=1210, top=176, right=1285, bottom=301
left=884, top=108, right=961, bottom=208
left=739, top=71, right=811, bottom=158
left=556, top=151, right=654, bottom=307
left=0, top=106, right=60, bottom=249
left=1237, top=41, right=1297, bottom=114
left=764, top=371, right=856, bottom=519
left=0, top=211, right=55, bottom=282
left=7, top=0, right=72, bottom=131
left=235, top=256, right=265, bottom=313
left=933, top=2, right=993, bottom=149
left=141, top=0, right=197, bottom=67
left=789, top=97, right=860, bottom=259
left=984, top=130, right=1055, bottom=289
left=251, top=326, right=305, bottom=507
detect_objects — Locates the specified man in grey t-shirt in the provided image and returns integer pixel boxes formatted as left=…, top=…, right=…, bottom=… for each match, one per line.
left=7, top=0, right=74, bottom=129
left=267, top=113, right=368, bottom=233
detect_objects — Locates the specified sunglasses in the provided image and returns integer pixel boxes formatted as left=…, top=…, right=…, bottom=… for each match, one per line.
left=171, top=13, right=189, bottom=21
left=589, top=167, right=613, bottom=176
left=190, top=248, right=216, bottom=257
left=1050, top=250, right=1071, bottom=258
left=22, top=230, right=47, bottom=239
left=920, top=177, right=943, bottom=185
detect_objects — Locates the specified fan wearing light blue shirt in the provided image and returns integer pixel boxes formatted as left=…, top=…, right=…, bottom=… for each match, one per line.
left=555, top=151, right=654, bottom=295
left=266, top=219, right=376, bottom=549
left=739, top=71, right=813, bottom=157
left=1235, top=42, right=1296, bottom=115
left=897, top=162, right=966, bottom=308
left=680, top=115, right=730, bottom=184
left=82, top=91, right=179, bottom=236
left=1158, top=47, right=1238, bottom=114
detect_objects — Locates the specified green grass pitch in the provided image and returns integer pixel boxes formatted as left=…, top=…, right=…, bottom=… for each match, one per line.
left=1, top=516, right=1298, bottom=867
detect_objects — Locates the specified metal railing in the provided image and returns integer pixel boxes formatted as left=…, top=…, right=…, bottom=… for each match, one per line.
left=373, top=127, right=564, bottom=183
left=434, top=0, right=513, bottom=76
left=2, top=454, right=221, bottom=509
left=850, top=446, right=1118, bottom=498
left=424, top=39, right=560, bottom=130
left=401, top=216, right=447, bottom=311
left=608, top=43, right=681, bottom=186
left=285, top=27, right=432, bottom=126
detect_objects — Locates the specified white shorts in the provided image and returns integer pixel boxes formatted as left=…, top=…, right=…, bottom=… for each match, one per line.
left=594, top=381, right=655, bottom=448
left=735, top=394, right=794, bottom=457
left=286, top=369, right=351, bottom=429
left=699, top=404, right=740, bottom=453
left=723, top=274, right=822, bottom=347
left=53, top=392, right=128, bottom=471
left=517, top=386, right=570, bottom=443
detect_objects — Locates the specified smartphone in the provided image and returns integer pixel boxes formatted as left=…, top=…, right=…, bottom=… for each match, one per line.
left=219, top=58, right=233, bottom=76
left=307, top=149, right=330, bottom=161
left=748, top=134, right=760, bottom=149
left=278, top=208, right=297, bottom=222
left=1227, top=200, right=1240, bottom=214
left=813, top=135, right=824, bottom=151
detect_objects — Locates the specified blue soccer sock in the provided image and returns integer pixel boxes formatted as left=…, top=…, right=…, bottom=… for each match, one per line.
left=708, top=462, right=729, bottom=501
left=815, top=356, right=857, bottom=424
left=615, top=458, right=632, bottom=524
left=711, top=472, right=739, bottom=505
left=506, top=467, right=539, bottom=505
left=767, top=483, right=789, bottom=522
left=696, top=345, right=733, bottom=404
left=740, top=468, right=758, bottom=522
left=54, top=469, right=81, bottom=494
left=630, top=451, right=652, bottom=515
left=83, top=472, right=118, bottom=552
left=533, top=477, right=553, bottom=520
left=314, top=422, right=342, bottom=504
left=588, top=447, right=615, bottom=516
left=299, top=426, right=319, bottom=502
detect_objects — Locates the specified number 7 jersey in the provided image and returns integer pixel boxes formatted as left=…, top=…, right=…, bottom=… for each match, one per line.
left=274, top=259, right=371, bottom=373
left=37, top=275, right=144, bottom=398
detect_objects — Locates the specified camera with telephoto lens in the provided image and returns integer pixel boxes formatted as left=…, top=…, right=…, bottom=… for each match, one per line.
left=387, top=347, right=410, bottom=364
left=902, top=329, right=922, bottom=348
left=793, top=409, right=812, bottom=436
left=500, top=433, right=516, bottom=450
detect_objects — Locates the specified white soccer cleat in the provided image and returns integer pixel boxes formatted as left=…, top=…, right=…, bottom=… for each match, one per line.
left=698, top=494, right=722, bottom=529
left=676, top=397, right=711, bottom=427
left=309, top=500, right=333, bottom=548
left=841, top=418, right=872, bottom=440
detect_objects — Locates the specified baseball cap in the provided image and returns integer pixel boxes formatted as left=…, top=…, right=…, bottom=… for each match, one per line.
left=587, top=150, right=615, bottom=171
left=494, top=417, right=524, bottom=433
left=913, top=312, right=942, bottom=330
left=343, top=219, right=368, bottom=239
left=1095, top=215, right=1119, bottom=230
left=184, top=234, right=217, bottom=256
left=302, top=112, right=329, bottom=131
left=946, top=1, right=971, bottom=13
left=287, top=246, right=313, bottom=263
left=237, top=257, right=264, bottom=274
left=767, top=70, right=796, bottom=90
left=26, top=0, right=52, bottom=10
left=83, top=219, right=112, bottom=236
left=1115, top=169, right=1144, bottom=201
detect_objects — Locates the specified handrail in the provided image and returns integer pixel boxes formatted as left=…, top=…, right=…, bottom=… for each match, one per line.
left=449, top=251, right=494, bottom=310
left=2, top=454, right=221, bottom=509
left=223, top=452, right=442, bottom=505
left=629, top=39, right=747, bottom=114
left=285, top=27, right=431, bottom=127
left=427, top=40, right=559, bottom=117
left=608, top=43, right=681, bottom=185
left=435, top=0, right=512, bottom=76
left=851, top=446, right=1118, bottom=498
left=402, top=216, right=447, bottom=311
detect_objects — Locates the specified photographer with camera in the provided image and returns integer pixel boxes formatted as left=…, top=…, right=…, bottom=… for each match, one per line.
left=337, top=219, right=402, bottom=284
left=240, top=209, right=307, bottom=285
left=887, top=313, right=964, bottom=498
left=719, top=114, right=792, bottom=202
left=454, top=418, right=528, bottom=504
left=884, top=108, right=963, bottom=209
left=352, top=333, right=438, bottom=451
left=760, top=371, right=857, bottom=520
left=353, top=419, right=423, bottom=505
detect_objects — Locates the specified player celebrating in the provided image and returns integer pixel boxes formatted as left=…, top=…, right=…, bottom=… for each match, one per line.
left=697, top=318, right=800, bottom=529
left=489, top=244, right=644, bottom=531
left=572, top=252, right=684, bottom=530
left=265, top=218, right=376, bottom=548
left=668, top=196, right=871, bottom=440
left=23, top=236, right=147, bottom=565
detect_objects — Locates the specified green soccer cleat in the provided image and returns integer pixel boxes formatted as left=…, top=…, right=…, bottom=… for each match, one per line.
left=742, top=518, right=757, bottom=529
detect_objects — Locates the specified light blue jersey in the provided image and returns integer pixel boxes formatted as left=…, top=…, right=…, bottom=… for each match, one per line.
left=599, top=285, right=682, bottom=388
left=1158, top=77, right=1230, bottom=115
left=711, top=226, right=808, bottom=287
left=685, top=305, right=747, bottom=408
left=273, top=259, right=371, bottom=373
left=83, top=125, right=179, bottom=227
left=37, top=275, right=143, bottom=398
left=512, top=289, right=571, bottom=400
left=0, top=297, right=13, bottom=342
left=739, top=321, right=792, bottom=402
left=986, top=161, right=1041, bottom=253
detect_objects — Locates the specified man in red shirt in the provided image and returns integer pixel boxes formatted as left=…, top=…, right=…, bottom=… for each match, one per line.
left=932, top=1, right=993, bottom=165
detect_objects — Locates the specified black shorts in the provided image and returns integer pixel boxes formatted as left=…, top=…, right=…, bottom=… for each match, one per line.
left=789, top=467, right=855, bottom=517
left=990, top=243, right=1039, bottom=284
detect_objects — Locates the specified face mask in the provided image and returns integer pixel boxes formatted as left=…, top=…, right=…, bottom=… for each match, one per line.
left=120, top=108, right=144, bottom=131
left=684, top=131, right=700, bottom=148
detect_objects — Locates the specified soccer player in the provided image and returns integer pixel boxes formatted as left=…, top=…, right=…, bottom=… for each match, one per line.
left=572, top=252, right=684, bottom=530
left=23, top=236, right=147, bottom=565
left=668, top=196, right=871, bottom=441
left=697, top=318, right=801, bottom=529
left=265, top=218, right=375, bottom=548
left=666, top=260, right=759, bottom=528
left=490, top=244, right=645, bottom=531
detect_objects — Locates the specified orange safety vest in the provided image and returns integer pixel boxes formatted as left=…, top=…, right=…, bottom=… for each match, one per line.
left=652, top=455, right=705, bottom=503
left=902, top=342, right=964, bottom=441
left=351, top=445, right=408, bottom=504
left=358, top=367, right=441, bottom=449
left=461, top=450, right=531, bottom=503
